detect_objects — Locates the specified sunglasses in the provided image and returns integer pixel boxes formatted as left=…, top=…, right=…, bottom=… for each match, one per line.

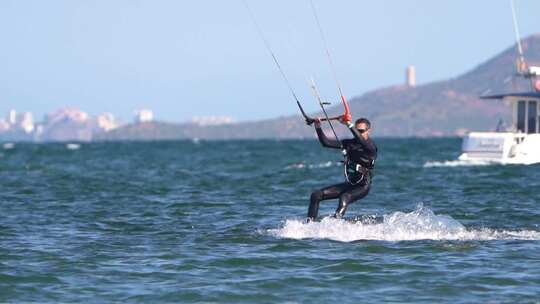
left=358, top=129, right=368, bottom=134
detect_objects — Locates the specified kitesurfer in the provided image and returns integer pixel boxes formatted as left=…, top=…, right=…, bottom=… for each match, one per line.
left=307, top=117, right=377, bottom=221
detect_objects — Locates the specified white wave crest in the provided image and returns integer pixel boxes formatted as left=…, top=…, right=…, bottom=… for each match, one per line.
left=269, top=205, right=540, bottom=242
left=423, top=160, right=495, bottom=168
left=3, top=142, right=15, bottom=150
left=285, top=161, right=340, bottom=170
left=66, top=143, right=81, bottom=150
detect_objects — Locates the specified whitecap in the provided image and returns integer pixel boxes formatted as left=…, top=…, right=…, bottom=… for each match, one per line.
left=268, top=204, right=540, bottom=242
left=285, top=161, right=340, bottom=170
left=3, top=142, right=15, bottom=150
left=423, top=160, right=495, bottom=168
left=285, top=163, right=306, bottom=169
left=66, top=143, right=81, bottom=150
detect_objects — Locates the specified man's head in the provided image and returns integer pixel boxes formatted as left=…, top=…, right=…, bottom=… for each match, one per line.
left=355, top=118, right=371, bottom=139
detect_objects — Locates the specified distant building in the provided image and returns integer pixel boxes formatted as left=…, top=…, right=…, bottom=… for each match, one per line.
left=0, top=110, right=35, bottom=133
left=45, top=108, right=89, bottom=125
left=38, top=108, right=92, bottom=142
left=34, top=124, right=44, bottom=138
left=0, top=107, right=122, bottom=141
left=191, top=116, right=236, bottom=126
left=18, top=112, right=34, bottom=133
left=0, top=119, right=9, bottom=132
left=96, top=112, right=118, bottom=131
left=7, top=109, right=17, bottom=125
left=406, top=65, right=416, bottom=87
left=135, top=109, right=153, bottom=123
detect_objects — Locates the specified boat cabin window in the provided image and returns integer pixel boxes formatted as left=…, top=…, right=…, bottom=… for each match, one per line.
left=517, top=100, right=526, bottom=132
left=516, top=99, right=539, bottom=133
left=528, top=100, right=537, bottom=133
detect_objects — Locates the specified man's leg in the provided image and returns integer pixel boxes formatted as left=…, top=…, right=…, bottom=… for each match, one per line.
left=307, top=182, right=349, bottom=221
left=334, top=182, right=371, bottom=218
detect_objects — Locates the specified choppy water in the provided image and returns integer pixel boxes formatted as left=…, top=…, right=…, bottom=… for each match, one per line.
left=1, top=138, right=539, bottom=303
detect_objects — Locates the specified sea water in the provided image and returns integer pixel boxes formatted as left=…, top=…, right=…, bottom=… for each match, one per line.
left=0, top=138, right=539, bottom=303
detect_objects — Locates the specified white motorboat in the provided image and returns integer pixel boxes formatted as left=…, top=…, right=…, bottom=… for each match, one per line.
left=459, top=92, right=540, bottom=165
left=458, top=0, right=540, bottom=165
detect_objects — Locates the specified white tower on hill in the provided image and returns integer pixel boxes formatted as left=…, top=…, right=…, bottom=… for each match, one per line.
left=406, top=65, right=416, bottom=87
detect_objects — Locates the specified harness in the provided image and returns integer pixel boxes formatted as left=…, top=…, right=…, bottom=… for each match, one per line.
left=342, top=149, right=373, bottom=185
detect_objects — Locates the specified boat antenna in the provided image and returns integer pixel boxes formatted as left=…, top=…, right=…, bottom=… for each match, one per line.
left=510, top=0, right=527, bottom=75
left=309, top=0, right=351, bottom=123
left=242, top=0, right=313, bottom=123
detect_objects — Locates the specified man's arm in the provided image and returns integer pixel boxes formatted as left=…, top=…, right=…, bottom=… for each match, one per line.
left=347, top=122, right=362, bottom=140
left=346, top=122, right=377, bottom=155
left=314, top=121, right=342, bottom=149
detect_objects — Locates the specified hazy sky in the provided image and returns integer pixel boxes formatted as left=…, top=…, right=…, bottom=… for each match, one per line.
left=1, top=0, right=540, bottom=122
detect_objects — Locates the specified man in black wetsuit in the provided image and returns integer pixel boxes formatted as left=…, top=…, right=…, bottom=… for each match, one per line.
left=307, top=117, right=378, bottom=221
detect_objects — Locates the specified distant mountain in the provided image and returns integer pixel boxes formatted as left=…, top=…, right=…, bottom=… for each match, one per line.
left=96, top=35, right=540, bottom=140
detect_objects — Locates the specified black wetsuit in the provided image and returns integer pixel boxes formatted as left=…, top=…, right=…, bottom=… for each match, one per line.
left=307, top=124, right=378, bottom=220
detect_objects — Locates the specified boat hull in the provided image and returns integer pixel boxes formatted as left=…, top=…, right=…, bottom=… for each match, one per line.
left=458, top=132, right=540, bottom=165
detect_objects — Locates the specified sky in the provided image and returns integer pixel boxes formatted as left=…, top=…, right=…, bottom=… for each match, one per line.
left=1, top=0, right=540, bottom=123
